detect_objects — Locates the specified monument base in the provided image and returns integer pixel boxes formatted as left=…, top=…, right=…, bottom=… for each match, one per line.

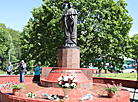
left=41, top=67, right=93, bottom=88
left=58, top=46, right=80, bottom=68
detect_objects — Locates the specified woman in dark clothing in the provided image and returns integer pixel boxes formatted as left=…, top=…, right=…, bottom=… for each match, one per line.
left=32, top=63, right=40, bottom=82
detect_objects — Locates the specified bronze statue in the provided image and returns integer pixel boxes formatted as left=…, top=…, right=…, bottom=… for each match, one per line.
left=62, top=2, right=78, bottom=46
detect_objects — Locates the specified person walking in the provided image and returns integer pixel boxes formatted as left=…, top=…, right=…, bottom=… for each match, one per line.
left=19, top=60, right=26, bottom=83
left=6, top=62, right=13, bottom=75
left=32, top=63, right=40, bottom=83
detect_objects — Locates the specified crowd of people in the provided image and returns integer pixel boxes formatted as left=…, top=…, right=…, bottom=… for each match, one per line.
left=6, top=60, right=41, bottom=83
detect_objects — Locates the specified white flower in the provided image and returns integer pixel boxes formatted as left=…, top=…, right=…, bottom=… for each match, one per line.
left=58, top=77, right=62, bottom=81
left=63, top=77, right=68, bottom=81
left=65, top=83, right=70, bottom=88
left=71, top=83, right=76, bottom=87
left=58, top=81, right=62, bottom=85
left=73, top=79, right=77, bottom=82
left=69, top=76, right=73, bottom=80
left=26, top=92, right=36, bottom=98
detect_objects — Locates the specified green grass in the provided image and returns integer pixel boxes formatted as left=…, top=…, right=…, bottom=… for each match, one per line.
left=94, top=73, right=137, bottom=81
left=0, top=70, right=7, bottom=74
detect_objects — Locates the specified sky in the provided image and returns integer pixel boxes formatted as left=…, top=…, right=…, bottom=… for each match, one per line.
left=0, top=0, right=43, bottom=31
left=0, top=0, right=137, bottom=37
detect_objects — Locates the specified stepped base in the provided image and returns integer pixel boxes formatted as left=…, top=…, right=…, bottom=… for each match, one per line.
left=41, top=67, right=93, bottom=88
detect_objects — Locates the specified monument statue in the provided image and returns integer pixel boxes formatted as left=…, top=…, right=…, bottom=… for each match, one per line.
left=62, top=2, right=78, bottom=46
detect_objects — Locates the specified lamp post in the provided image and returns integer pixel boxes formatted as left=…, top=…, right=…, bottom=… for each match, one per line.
left=8, top=48, right=13, bottom=62
left=9, top=52, right=11, bottom=62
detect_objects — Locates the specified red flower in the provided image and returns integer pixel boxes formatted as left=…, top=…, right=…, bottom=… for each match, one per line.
left=75, top=82, right=78, bottom=85
left=67, top=74, right=69, bottom=76
left=61, top=81, right=64, bottom=84
left=68, top=79, right=71, bottom=83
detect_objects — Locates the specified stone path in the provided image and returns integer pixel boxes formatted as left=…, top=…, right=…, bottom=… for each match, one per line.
left=123, top=87, right=138, bottom=102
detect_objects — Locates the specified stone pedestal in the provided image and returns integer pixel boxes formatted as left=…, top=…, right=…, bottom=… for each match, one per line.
left=41, top=67, right=93, bottom=88
left=58, top=46, right=80, bottom=68
left=41, top=46, right=93, bottom=88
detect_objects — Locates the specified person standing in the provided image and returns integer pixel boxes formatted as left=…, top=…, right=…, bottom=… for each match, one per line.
left=19, top=60, right=26, bottom=83
left=33, top=63, right=40, bottom=83
left=6, top=62, right=13, bottom=75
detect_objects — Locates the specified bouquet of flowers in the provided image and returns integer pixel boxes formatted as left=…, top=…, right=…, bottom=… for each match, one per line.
left=58, top=74, right=77, bottom=89
left=79, top=94, right=93, bottom=101
left=3, top=81, right=25, bottom=89
left=26, top=92, right=37, bottom=98
left=41, top=93, right=64, bottom=102
left=103, top=81, right=122, bottom=94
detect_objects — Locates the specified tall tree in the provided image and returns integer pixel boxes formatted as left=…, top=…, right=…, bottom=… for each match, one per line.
left=0, top=23, right=21, bottom=71
left=21, top=0, right=133, bottom=71
left=0, top=23, right=12, bottom=69
left=7, top=28, right=21, bottom=65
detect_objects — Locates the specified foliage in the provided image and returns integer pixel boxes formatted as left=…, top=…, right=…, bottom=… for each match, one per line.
left=7, top=28, right=22, bottom=66
left=58, top=75, right=77, bottom=89
left=3, top=81, right=25, bottom=89
left=131, top=34, right=138, bottom=62
left=0, top=23, right=21, bottom=71
left=0, top=70, right=7, bottom=74
left=21, top=0, right=133, bottom=71
left=26, top=92, right=37, bottom=98
left=103, top=81, right=122, bottom=94
left=0, top=23, right=12, bottom=69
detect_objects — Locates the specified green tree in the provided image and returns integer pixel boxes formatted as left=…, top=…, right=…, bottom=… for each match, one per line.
left=0, top=23, right=21, bottom=71
left=131, top=34, right=138, bottom=63
left=0, top=23, right=12, bottom=69
left=7, top=28, right=22, bottom=66
left=21, top=0, right=133, bottom=71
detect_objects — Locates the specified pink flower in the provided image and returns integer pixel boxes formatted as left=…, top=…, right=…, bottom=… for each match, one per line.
left=112, top=81, right=115, bottom=83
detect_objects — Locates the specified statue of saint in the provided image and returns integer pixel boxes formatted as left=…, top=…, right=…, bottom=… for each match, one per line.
left=62, top=2, right=78, bottom=46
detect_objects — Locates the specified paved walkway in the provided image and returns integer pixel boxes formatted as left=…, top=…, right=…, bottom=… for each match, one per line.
left=123, top=87, right=138, bottom=102
left=0, top=84, right=137, bottom=102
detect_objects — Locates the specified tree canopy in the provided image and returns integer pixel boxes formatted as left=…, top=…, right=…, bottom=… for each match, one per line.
left=131, top=34, right=138, bottom=63
left=21, top=0, right=133, bottom=71
left=0, top=23, right=21, bottom=70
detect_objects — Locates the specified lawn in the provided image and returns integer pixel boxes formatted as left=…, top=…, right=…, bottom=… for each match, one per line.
left=94, top=73, right=137, bottom=81
left=0, top=70, right=7, bottom=74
